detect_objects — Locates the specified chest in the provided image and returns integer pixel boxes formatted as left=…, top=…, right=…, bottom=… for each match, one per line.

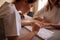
left=44, top=7, right=60, bottom=24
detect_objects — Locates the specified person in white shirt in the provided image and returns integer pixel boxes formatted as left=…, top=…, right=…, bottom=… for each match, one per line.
left=33, top=0, right=60, bottom=40
left=0, top=0, right=40, bottom=40
left=0, top=2, right=22, bottom=40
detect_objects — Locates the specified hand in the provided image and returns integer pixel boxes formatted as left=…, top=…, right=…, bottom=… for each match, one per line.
left=43, top=23, right=51, bottom=26
left=32, top=22, right=41, bottom=33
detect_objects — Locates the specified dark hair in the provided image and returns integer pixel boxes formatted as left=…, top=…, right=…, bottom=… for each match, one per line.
left=46, top=0, right=60, bottom=11
left=46, top=0, right=52, bottom=11
left=55, top=0, right=60, bottom=7
left=15, top=0, right=21, bottom=2
left=15, top=0, right=37, bottom=3
left=27, top=0, right=37, bottom=4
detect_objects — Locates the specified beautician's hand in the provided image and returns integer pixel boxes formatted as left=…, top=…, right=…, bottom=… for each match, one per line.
left=32, top=22, right=43, bottom=33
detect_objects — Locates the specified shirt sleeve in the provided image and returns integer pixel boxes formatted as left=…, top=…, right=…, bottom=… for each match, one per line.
left=0, top=2, right=14, bottom=18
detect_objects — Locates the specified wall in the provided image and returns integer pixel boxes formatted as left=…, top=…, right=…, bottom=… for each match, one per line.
left=38, top=0, right=48, bottom=11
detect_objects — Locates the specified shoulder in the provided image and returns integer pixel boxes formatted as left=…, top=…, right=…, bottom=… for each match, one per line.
left=1, top=2, right=16, bottom=9
left=0, top=2, right=18, bottom=14
left=0, top=2, right=16, bottom=10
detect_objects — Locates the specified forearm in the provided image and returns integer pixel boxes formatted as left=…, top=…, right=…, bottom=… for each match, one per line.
left=21, top=20, right=34, bottom=26
left=20, top=31, right=37, bottom=40
left=34, top=17, right=50, bottom=23
left=50, top=24, right=60, bottom=29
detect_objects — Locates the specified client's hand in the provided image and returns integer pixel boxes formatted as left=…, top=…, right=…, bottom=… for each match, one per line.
left=31, top=22, right=42, bottom=33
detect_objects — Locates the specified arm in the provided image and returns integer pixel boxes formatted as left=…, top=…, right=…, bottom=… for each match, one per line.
left=50, top=23, right=60, bottom=29
left=41, top=22, right=60, bottom=29
left=20, top=31, right=37, bottom=40
left=20, top=23, right=41, bottom=40
left=21, top=20, right=34, bottom=26
left=34, top=17, right=50, bottom=23
left=34, top=17, right=60, bottom=29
